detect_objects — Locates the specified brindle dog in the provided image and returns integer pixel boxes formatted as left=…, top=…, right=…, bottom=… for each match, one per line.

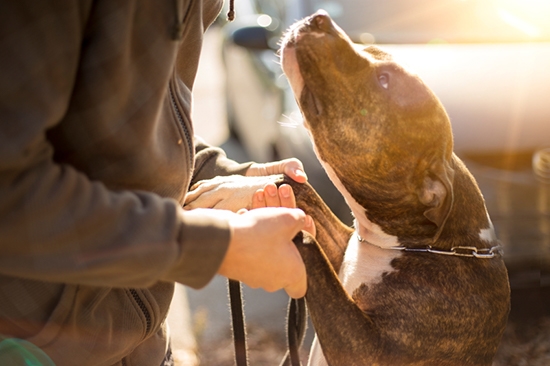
left=277, top=10, right=510, bottom=366
left=186, top=10, right=511, bottom=366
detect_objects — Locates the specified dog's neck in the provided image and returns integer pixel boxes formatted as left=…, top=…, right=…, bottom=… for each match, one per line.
left=319, top=159, right=401, bottom=249
left=318, top=151, right=498, bottom=250
left=350, top=200, right=400, bottom=249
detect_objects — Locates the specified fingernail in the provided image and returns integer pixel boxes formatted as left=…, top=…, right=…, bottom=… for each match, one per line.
left=295, top=168, right=307, bottom=179
left=280, top=185, right=291, bottom=198
left=266, top=184, right=277, bottom=197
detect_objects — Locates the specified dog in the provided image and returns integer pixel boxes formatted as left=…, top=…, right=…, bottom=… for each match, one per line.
left=277, top=10, right=510, bottom=365
left=185, top=10, right=510, bottom=366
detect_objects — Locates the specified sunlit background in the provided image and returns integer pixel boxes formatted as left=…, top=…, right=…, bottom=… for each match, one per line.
left=319, top=0, right=550, bottom=44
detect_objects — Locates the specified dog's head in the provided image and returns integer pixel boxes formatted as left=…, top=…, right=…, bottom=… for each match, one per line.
left=281, top=11, right=455, bottom=242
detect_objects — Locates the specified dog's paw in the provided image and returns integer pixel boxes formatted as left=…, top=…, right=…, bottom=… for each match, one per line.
left=184, top=174, right=284, bottom=211
left=292, top=231, right=318, bottom=250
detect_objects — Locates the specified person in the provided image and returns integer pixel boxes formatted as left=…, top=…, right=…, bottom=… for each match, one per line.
left=0, top=1, right=312, bottom=365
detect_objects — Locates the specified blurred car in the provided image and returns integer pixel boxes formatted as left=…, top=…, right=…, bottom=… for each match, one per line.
left=220, top=0, right=550, bottom=288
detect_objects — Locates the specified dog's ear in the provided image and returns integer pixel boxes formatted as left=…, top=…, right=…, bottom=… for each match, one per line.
left=418, top=160, right=454, bottom=242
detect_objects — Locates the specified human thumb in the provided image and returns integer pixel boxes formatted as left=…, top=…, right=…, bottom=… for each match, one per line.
left=303, top=215, right=316, bottom=237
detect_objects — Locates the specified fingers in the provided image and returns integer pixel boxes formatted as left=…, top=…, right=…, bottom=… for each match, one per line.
left=264, top=184, right=280, bottom=207
left=277, top=207, right=307, bottom=236
left=281, top=158, right=308, bottom=183
left=251, top=183, right=296, bottom=209
left=221, top=207, right=308, bottom=297
left=247, top=158, right=308, bottom=183
left=184, top=180, right=216, bottom=208
left=303, top=215, right=316, bottom=237
left=278, top=184, right=296, bottom=208
left=284, top=250, right=307, bottom=299
left=184, top=176, right=262, bottom=212
left=284, top=272, right=307, bottom=299
left=256, top=208, right=307, bottom=298
left=183, top=186, right=203, bottom=207
left=252, top=189, right=266, bottom=209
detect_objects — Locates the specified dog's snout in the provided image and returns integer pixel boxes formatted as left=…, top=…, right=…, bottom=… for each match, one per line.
left=310, top=10, right=333, bottom=33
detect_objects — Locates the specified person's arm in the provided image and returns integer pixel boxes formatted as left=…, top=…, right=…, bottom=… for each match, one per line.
left=0, top=2, right=309, bottom=298
left=191, top=136, right=253, bottom=187
left=0, top=1, right=229, bottom=290
left=192, top=134, right=308, bottom=185
left=220, top=207, right=310, bottom=299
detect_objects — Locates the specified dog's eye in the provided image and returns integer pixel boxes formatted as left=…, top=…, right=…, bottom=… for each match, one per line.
left=378, top=73, right=389, bottom=89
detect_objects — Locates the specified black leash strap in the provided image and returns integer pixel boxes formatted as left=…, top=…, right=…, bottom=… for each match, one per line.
left=228, top=279, right=307, bottom=366
left=279, top=297, right=307, bottom=366
left=229, top=279, right=248, bottom=366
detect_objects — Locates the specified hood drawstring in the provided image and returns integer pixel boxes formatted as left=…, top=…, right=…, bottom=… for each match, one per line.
left=227, top=0, right=235, bottom=21
left=173, top=0, right=235, bottom=40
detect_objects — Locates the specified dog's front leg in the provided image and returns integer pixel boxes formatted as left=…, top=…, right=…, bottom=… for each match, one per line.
left=276, top=176, right=353, bottom=272
left=293, top=232, right=380, bottom=366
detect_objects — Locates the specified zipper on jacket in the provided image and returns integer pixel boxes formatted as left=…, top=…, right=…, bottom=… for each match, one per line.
left=130, top=289, right=152, bottom=335
left=169, top=82, right=194, bottom=172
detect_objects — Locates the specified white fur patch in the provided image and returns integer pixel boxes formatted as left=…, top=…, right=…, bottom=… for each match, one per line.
left=307, top=233, right=400, bottom=366
left=340, top=234, right=401, bottom=294
left=479, top=212, right=497, bottom=242
left=479, top=228, right=496, bottom=242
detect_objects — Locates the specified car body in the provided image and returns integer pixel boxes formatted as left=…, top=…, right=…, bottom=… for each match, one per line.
left=221, top=0, right=550, bottom=284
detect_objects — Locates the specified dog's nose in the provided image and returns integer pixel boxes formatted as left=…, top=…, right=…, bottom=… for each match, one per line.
left=310, top=10, right=333, bottom=33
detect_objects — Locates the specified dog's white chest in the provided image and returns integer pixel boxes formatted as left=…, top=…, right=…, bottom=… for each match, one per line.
left=308, top=236, right=401, bottom=366
left=339, top=235, right=401, bottom=295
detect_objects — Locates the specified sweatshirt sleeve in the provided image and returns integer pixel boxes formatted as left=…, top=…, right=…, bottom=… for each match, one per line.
left=0, top=1, right=231, bottom=290
left=191, top=136, right=253, bottom=187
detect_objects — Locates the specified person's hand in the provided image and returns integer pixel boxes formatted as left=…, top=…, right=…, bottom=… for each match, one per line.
left=184, top=175, right=281, bottom=211
left=246, top=158, right=307, bottom=183
left=219, top=207, right=314, bottom=298
left=251, top=182, right=316, bottom=237
left=184, top=158, right=307, bottom=211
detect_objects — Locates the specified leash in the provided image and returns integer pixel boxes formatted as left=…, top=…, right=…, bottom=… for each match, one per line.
left=228, top=280, right=307, bottom=366
left=279, top=297, right=308, bottom=366
left=228, top=279, right=248, bottom=366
